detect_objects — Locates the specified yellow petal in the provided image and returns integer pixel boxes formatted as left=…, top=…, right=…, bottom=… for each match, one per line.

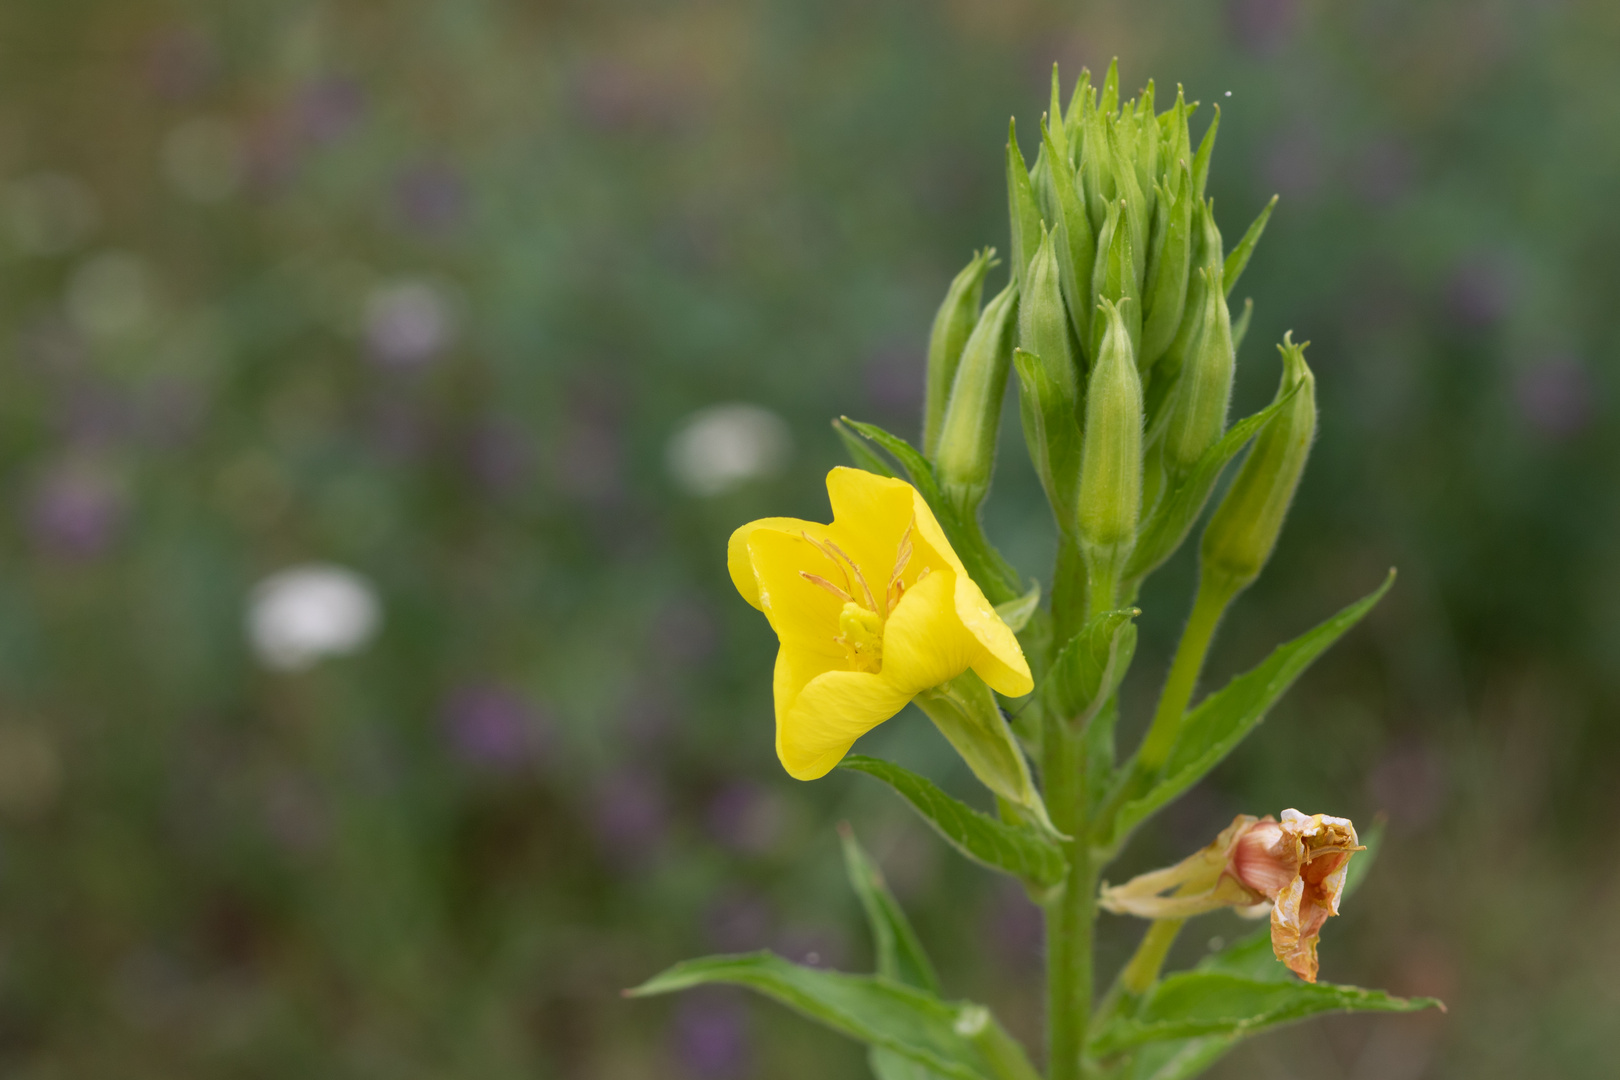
left=778, top=668, right=912, bottom=780
left=728, top=517, right=823, bottom=611
left=823, top=467, right=921, bottom=598
left=828, top=467, right=1033, bottom=696
left=879, top=567, right=981, bottom=695
left=739, top=525, right=846, bottom=660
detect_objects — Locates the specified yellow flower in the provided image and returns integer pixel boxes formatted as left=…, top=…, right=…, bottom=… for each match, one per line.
left=729, top=467, right=1034, bottom=781
left=1098, top=809, right=1363, bottom=983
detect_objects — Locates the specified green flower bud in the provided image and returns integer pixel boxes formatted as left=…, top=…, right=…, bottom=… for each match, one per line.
left=1107, top=118, right=1150, bottom=288
left=1006, top=119, right=1044, bottom=290
left=1089, top=199, right=1141, bottom=363
left=936, top=280, right=1018, bottom=515
left=1019, top=226, right=1078, bottom=395
left=1140, top=161, right=1193, bottom=373
left=1162, top=265, right=1234, bottom=475
left=924, top=248, right=996, bottom=458
left=1061, top=68, right=1094, bottom=163
left=1200, top=334, right=1316, bottom=594
left=1078, top=298, right=1143, bottom=578
left=1040, top=116, right=1095, bottom=353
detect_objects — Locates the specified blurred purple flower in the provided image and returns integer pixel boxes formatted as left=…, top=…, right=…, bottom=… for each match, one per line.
left=366, top=395, right=434, bottom=462
left=441, top=685, right=552, bottom=772
left=1262, top=125, right=1324, bottom=201
left=616, top=689, right=677, bottom=748
left=56, top=383, right=132, bottom=448
left=1445, top=256, right=1515, bottom=328
left=592, top=768, right=668, bottom=867
left=263, top=772, right=329, bottom=855
left=137, top=377, right=208, bottom=449
left=572, top=60, right=697, bottom=133
left=549, top=418, right=624, bottom=503
left=703, top=890, right=774, bottom=952
left=240, top=115, right=303, bottom=194
left=144, top=26, right=220, bottom=101
left=15, top=314, right=88, bottom=374
left=1367, top=740, right=1448, bottom=831
left=864, top=342, right=923, bottom=417
left=296, top=77, right=366, bottom=144
left=984, top=879, right=1043, bottom=971
left=468, top=419, right=534, bottom=497
left=1514, top=355, right=1595, bottom=440
left=1355, top=137, right=1414, bottom=206
left=364, top=280, right=455, bottom=370
left=394, top=162, right=468, bottom=234
left=26, top=460, right=124, bottom=559
left=672, top=990, right=751, bottom=1079
left=703, top=782, right=786, bottom=856
left=653, top=596, right=718, bottom=665
left=1227, top=0, right=1299, bottom=55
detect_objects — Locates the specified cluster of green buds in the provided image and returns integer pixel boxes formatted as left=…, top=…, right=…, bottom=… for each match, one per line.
left=923, top=61, right=1299, bottom=624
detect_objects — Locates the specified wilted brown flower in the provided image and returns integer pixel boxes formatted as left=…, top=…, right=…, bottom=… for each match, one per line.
left=1098, top=809, right=1363, bottom=982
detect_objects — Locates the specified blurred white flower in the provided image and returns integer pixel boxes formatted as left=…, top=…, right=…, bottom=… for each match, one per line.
left=247, top=564, right=381, bottom=672
left=67, top=251, right=155, bottom=341
left=162, top=118, right=243, bottom=203
left=667, top=403, right=792, bottom=497
left=363, top=279, right=455, bottom=369
left=4, top=172, right=99, bottom=255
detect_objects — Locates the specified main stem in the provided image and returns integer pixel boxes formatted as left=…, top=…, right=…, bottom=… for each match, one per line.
left=1043, top=719, right=1092, bottom=1080
left=1044, top=558, right=1115, bottom=1080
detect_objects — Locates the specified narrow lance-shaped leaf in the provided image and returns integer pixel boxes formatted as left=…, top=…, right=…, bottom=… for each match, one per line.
left=1230, top=297, right=1254, bottom=356
left=1222, top=195, right=1278, bottom=297
left=629, top=953, right=1018, bottom=1080
left=834, top=418, right=899, bottom=478
left=1190, top=105, right=1219, bottom=203
left=1090, top=969, right=1441, bottom=1057
left=840, top=824, right=941, bottom=994
left=1099, top=571, right=1396, bottom=852
left=839, top=755, right=1068, bottom=889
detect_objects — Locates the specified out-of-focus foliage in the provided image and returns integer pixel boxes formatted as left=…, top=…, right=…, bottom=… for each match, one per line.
left=0, top=1, right=1616, bottom=1078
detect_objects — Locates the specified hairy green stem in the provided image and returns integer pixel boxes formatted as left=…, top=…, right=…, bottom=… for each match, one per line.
left=1136, top=572, right=1237, bottom=772
left=1051, top=536, right=1088, bottom=648
left=1120, top=918, right=1185, bottom=994
left=1042, top=719, right=1093, bottom=1080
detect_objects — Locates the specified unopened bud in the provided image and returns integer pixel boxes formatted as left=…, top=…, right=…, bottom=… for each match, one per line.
left=1162, top=266, right=1234, bottom=474
left=1140, top=162, right=1193, bottom=373
left=1006, top=119, right=1044, bottom=291
left=1019, top=226, right=1078, bottom=396
left=1089, top=199, right=1141, bottom=363
left=924, top=249, right=996, bottom=458
left=1077, top=298, right=1142, bottom=574
left=1200, top=334, right=1315, bottom=594
left=936, top=281, right=1018, bottom=515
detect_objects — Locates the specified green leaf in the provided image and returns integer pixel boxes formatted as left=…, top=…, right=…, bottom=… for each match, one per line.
left=1229, top=297, right=1254, bottom=356
left=834, top=419, right=899, bottom=478
left=839, top=755, right=1067, bottom=889
left=839, top=417, right=1020, bottom=604
left=1190, top=105, right=1218, bottom=204
left=840, top=824, right=941, bottom=995
left=1006, top=119, right=1045, bottom=291
left=629, top=952, right=1011, bottom=1080
left=994, top=580, right=1041, bottom=633
left=1222, top=196, right=1277, bottom=297
left=1102, top=572, right=1395, bottom=851
left=1091, top=969, right=1440, bottom=1057
left=1042, top=607, right=1138, bottom=728
left=1124, top=387, right=1298, bottom=584
left=872, top=1047, right=939, bottom=1080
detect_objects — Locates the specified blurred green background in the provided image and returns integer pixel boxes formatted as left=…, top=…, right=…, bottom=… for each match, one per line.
left=1, top=1, right=1616, bottom=1077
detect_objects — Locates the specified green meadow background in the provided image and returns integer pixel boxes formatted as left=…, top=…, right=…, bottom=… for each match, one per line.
left=1, top=1, right=1616, bottom=1076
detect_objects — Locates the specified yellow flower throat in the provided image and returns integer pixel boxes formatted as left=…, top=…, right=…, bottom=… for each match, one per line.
left=799, top=520, right=928, bottom=674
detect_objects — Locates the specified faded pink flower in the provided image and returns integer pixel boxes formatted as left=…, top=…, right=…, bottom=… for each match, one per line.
left=1099, top=809, right=1363, bottom=982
